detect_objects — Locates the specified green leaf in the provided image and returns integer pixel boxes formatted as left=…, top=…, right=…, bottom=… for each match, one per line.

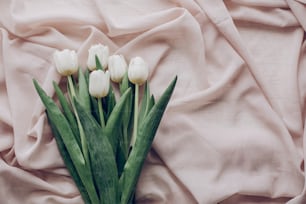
left=119, top=73, right=134, bottom=157
left=105, top=88, right=132, bottom=154
left=33, top=79, right=85, bottom=164
left=119, top=73, right=134, bottom=126
left=105, top=86, right=116, bottom=120
left=48, top=117, right=91, bottom=204
left=95, top=55, right=103, bottom=70
left=90, top=96, right=99, bottom=122
left=67, top=75, right=76, bottom=97
left=148, top=95, right=155, bottom=113
left=116, top=139, right=126, bottom=178
left=84, top=68, right=90, bottom=84
left=74, top=99, right=119, bottom=204
left=77, top=68, right=91, bottom=113
left=138, top=81, right=150, bottom=123
left=33, top=79, right=99, bottom=204
left=119, top=73, right=131, bottom=95
left=119, top=76, right=177, bottom=204
left=53, top=82, right=80, bottom=147
left=116, top=92, right=133, bottom=176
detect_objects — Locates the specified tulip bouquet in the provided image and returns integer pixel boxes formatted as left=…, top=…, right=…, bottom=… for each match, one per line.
left=33, top=44, right=177, bottom=204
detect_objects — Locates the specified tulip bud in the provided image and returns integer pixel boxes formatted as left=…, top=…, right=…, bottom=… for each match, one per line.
left=108, top=55, right=127, bottom=83
left=53, top=49, right=78, bottom=76
left=89, top=70, right=110, bottom=98
left=128, top=57, right=149, bottom=85
left=87, top=44, right=109, bottom=71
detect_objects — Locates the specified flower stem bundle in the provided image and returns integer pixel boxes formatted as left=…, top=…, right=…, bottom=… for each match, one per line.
left=33, top=45, right=177, bottom=204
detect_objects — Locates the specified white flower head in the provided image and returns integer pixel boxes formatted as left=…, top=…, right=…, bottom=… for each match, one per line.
left=89, top=70, right=110, bottom=98
left=108, top=55, right=127, bottom=83
left=53, top=49, right=78, bottom=76
left=128, top=56, right=149, bottom=85
left=87, top=44, right=109, bottom=71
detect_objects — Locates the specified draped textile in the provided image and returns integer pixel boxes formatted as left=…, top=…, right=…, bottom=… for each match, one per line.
left=0, top=0, right=306, bottom=203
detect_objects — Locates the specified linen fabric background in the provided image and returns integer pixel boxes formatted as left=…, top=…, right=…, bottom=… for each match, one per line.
left=1, top=0, right=306, bottom=203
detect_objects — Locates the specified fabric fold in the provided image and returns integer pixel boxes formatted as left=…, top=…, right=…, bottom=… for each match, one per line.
left=0, top=0, right=306, bottom=203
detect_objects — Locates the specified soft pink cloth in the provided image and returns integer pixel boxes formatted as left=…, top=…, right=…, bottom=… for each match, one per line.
left=0, top=0, right=306, bottom=203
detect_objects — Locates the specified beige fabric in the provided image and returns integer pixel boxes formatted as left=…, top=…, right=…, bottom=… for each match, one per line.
left=0, top=0, right=306, bottom=203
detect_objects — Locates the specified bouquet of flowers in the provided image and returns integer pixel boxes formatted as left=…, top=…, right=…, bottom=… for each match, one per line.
left=33, top=44, right=177, bottom=204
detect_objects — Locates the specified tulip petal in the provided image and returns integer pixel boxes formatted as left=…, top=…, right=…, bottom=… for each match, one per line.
left=128, top=57, right=149, bottom=85
left=53, top=49, right=78, bottom=76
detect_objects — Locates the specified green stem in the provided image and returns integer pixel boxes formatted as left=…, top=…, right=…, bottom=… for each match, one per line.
left=98, top=98, right=105, bottom=128
left=130, top=84, right=139, bottom=147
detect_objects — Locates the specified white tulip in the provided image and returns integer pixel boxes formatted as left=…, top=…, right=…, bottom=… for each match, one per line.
left=87, top=44, right=109, bottom=70
left=108, top=55, right=127, bottom=83
left=89, top=70, right=110, bottom=98
left=53, top=49, right=78, bottom=76
left=128, top=57, right=149, bottom=85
